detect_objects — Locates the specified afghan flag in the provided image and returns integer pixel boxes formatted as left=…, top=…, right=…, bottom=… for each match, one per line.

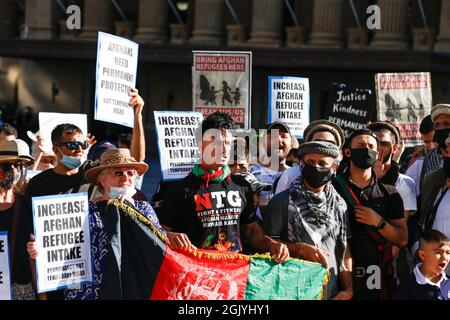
left=101, top=200, right=329, bottom=300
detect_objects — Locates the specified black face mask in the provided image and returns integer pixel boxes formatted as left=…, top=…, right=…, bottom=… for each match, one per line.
left=350, top=148, right=377, bottom=169
left=434, top=128, right=450, bottom=150
left=444, top=157, right=450, bottom=179
left=302, top=164, right=333, bottom=188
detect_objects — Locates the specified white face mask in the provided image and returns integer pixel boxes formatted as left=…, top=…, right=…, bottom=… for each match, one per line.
left=108, top=186, right=137, bottom=200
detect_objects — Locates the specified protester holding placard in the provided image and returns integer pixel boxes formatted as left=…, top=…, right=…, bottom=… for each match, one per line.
left=19, top=89, right=146, bottom=300
left=0, top=139, right=35, bottom=300
left=28, top=148, right=166, bottom=300
left=158, top=112, right=289, bottom=263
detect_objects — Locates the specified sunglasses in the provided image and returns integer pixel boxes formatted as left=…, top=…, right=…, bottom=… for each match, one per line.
left=0, top=162, right=24, bottom=171
left=57, top=141, right=89, bottom=150
left=109, top=170, right=137, bottom=178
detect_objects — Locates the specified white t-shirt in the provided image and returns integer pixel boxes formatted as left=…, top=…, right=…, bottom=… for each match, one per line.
left=249, top=163, right=287, bottom=219
left=432, top=188, right=450, bottom=239
left=274, top=165, right=302, bottom=195
left=395, top=173, right=417, bottom=213
left=406, top=158, right=424, bottom=196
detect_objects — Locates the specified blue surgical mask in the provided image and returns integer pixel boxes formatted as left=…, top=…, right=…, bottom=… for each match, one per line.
left=60, top=155, right=85, bottom=170
left=109, top=186, right=137, bottom=199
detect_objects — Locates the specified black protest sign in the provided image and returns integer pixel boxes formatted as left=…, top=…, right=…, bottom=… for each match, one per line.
left=323, top=84, right=375, bottom=137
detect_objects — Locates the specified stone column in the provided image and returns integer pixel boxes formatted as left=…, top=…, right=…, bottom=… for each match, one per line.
left=370, top=0, right=409, bottom=50
left=79, top=0, right=113, bottom=40
left=435, top=0, right=450, bottom=52
left=190, top=0, right=225, bottom=45
left=248, top=0, right=283, bottom=47
left=0, top=0, right=18, bottom=39
left=23, top=0, right=58, bottom=39
left=308, top=0, right=344, bottom=48
left=135, top=0, right=168, bottom=43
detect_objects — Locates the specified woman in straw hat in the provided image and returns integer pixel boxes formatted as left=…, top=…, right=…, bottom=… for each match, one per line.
left=28, top=148, right=167, bottom=300
left=0, top=139, right=35, bottom=300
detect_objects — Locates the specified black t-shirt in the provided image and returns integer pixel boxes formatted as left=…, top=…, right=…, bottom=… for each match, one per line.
left=158, top=174, right=257, bottom=252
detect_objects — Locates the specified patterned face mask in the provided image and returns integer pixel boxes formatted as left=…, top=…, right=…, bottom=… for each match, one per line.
left=0, top=167, right=20, bottom=191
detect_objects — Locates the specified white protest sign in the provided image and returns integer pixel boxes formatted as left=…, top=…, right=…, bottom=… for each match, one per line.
left=32, top=193, right=92, bottom=294
left=38, top=112, right=88, bottom=153
left=95, top=32, right=139, bottom=128
left=268, top=76, right=310, bottom=139
left=26, top=170, right=42, bottom=182
left=154, top=111, right=203, bottom=181
left=0, top=232, right=12, bottom=300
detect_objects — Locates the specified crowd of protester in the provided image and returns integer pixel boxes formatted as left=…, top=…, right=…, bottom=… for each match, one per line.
left=0, top=94, right=449, bottom=300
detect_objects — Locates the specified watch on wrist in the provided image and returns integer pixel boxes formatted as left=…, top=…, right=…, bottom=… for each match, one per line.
left=377, top=218, right=387, bottom=230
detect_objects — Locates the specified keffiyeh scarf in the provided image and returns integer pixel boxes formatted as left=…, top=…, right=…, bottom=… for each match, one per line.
left=288, top=177, right=340, bottom=246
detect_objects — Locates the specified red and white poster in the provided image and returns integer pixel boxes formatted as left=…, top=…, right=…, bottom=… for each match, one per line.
left=375, top=72, right=432, bottom=147
left=192, top=51, right=252, bottom=129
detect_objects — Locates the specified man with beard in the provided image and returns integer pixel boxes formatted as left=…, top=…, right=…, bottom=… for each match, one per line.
left=421, top=133, right=450, bottom=277
left=419, top=104, right=450, bottom=194
left=368, top=121, right=417, bottom=282
left=250, top=121, right=293, bottom=220
left=332, top=129, right=408, bottom=300
left=264, top=141, right=352, bottom=300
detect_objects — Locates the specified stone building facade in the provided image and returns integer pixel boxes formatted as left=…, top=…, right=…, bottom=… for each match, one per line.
left=0, top=0, right=449, bottom=153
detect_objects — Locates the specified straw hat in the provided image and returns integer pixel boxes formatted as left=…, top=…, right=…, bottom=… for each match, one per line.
left=0, top=139, right=35, bottom=164
left=84, top=148, right=148, bottom=184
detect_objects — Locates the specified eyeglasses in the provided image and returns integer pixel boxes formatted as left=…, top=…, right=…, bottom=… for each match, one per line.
left=108, top=170, right=137, bottom=178
left=0, top=162, right=24, bottom=171
left=57, top=141, right=89, bottom=150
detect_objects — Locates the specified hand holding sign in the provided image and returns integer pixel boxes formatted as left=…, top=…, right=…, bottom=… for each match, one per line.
left=128, top=88, right=144, bottom=116
left=27, top=234, right=39, bottom=261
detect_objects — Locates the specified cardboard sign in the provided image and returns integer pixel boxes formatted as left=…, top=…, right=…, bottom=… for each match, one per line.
left=94, top=32, right=139, bottom=128
left=0, top=232, right=12, bottom=300
left=154, top=111, right=203, bottom=181
left=38, top=112, right=88, bottom=153
left=323, top=84, right=375, bottom=138
left=375, top=72, right=432, bottom=147
left=193, top=51, right=252, bottom=129
left=268, top=76, right=310, bottom=139
left=32, top=193, right=92, bottom=293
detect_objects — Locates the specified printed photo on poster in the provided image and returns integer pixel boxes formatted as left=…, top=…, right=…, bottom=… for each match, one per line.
left=193, top=51, right=252, bottom=129
left=375, top=72, right=432, bottom=147
left=94, top=32, right=139, bottom=128
left=268, top=76, right=310, bottom=139
left=32, top=193, right=92, bottom=294
left=154, top=111, right=203, bottom=181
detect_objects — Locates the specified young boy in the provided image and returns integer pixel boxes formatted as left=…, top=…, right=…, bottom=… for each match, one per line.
left=394, top=229, right=450, bottom=300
